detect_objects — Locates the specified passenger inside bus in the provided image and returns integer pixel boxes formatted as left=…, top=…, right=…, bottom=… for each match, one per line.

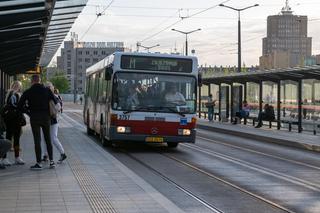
left=126, top=85, right=140, bottom=109
left=164, top=84, right=186, bottom=106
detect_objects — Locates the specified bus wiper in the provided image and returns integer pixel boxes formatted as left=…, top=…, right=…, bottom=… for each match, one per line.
left=153, top=106, right=186, bottom=117
left=123, top=106, right=152, bottom=114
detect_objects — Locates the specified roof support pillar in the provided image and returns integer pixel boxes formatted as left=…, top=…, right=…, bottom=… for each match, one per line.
left=259, top=81, right=263, bottom=114
left=244, top=82, right=247, bottom=124
left=0, top=70, right=4, bottom=106
left=277, top=81, right=281, bottom=130
left=298, top=79, right=302, bottom=133
left=230, top=83, right=234, bottom=123
left=198, top=84, right=202, bottom=118
left=218, top=84, right=222, bottom=121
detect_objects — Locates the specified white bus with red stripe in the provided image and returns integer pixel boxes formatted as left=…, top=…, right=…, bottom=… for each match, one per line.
left=84, top=52, right=198, bottom=148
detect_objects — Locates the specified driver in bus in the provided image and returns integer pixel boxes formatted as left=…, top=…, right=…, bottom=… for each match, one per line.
left=126, top=85, right=140, bottom=108
left=164, top=84, right=186, bottom=106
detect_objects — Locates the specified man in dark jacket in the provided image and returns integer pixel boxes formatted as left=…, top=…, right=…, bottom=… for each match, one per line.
left=18, top=75, right=57, bottom=170
left=255, top=104, right=275, bottom=128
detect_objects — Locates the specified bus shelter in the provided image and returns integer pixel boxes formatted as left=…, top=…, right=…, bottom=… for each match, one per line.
left=200, top=65, right=320, bottom=134
left=0, top=0, right=87, bottom=105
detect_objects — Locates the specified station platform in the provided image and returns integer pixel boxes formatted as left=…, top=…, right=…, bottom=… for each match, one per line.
left=0, top=117, right=183, bottom=213
left=197, top=118, right=320, bottom=153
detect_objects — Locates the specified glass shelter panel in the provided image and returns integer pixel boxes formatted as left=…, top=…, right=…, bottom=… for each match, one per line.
left=263, top=82, right=278, bottom=119
left=281, top=80, right=298, bottom=130
left=247, top=82, right=259, bottom=117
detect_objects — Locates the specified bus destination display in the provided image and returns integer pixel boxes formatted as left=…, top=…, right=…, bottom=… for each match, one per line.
left=121, top=55, right=193, bottom=73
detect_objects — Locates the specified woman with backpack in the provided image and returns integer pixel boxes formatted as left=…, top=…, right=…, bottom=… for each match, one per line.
left=41, top=82, right=67, bottom=164
left=1, top=81, right=25, bottom=166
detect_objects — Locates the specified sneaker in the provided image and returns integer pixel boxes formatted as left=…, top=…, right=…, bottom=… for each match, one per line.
left=41, top=155, right=48, bottom=162
left=15, top=157, right=25, bottom=165
left=57, top=154, right=67, bottom=164
left=1, top=158, right=12, bottom=166
left=30, top=163, right=42, bottom=170
left=49, top=161, right=55, bottom=169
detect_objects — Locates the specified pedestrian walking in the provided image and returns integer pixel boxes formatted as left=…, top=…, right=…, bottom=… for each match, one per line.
left=1, top=81, right=25, bottom=166
left=18, top=75, right=57, bottom=170
left=41, top=83, right=67, bottom=164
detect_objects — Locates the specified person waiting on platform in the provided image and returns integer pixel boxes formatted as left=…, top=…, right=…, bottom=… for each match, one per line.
left=255, top=104, right=275, bottom=128
left=164, top=84, right=186, bottom=106
left=205, top=94, right=216, bottom=121
left=233, top=100, right=250, bottom=124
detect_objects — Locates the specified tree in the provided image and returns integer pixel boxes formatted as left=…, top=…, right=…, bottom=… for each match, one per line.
left=49, top=72, right=69, bottom=93
left=17, top=74, right=31, bottom=91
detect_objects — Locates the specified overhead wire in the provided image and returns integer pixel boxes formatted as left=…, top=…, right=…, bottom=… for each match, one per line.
left=138, top=0, right=232, bottom=43
left=79, top=0, right=115, bottom=41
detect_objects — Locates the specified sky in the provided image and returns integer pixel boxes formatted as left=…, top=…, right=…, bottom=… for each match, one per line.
left=55, top=0, right=320, bottom=67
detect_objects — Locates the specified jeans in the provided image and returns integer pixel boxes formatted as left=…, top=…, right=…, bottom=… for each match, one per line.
left=41, top=123, right=65, bottom=156
left=30, top=116, right=53, bottom=163
left=208, top=107, right=214, bottom=121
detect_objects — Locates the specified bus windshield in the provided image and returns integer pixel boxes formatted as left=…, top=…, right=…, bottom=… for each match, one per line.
left=112, top=72, right=196, bottom=114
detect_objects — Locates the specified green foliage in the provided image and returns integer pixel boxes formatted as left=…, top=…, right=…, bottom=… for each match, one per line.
left=17, top=75, right=31, bottom=91
left=49, top=72, right=69, bottom=93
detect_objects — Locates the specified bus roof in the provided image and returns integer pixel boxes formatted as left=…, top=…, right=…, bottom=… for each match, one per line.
left=86, top=52, right=198, bottom=76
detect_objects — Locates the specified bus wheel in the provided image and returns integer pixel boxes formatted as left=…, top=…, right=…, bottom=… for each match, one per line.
left=87, top=126, right=94, bottom=135
left=103, top=139, right=113, bottom=147
left=167, top=142, right=179, bottom=148
left=100, top=128, right=112, bottom=147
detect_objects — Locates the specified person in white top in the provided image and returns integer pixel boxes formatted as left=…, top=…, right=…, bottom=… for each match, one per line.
left=164, top=84, right=186, bottom=106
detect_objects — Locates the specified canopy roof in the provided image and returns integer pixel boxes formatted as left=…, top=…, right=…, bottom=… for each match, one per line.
left=0, top=0, right=87, bottom=75
left=202, top=65, right=320, bottom=85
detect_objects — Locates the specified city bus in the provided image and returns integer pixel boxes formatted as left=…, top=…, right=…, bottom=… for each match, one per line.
left=84, top=52, right=199, bottom=148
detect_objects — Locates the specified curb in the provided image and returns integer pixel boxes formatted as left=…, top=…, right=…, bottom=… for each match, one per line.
left=197, top=123, right=320, bottom=153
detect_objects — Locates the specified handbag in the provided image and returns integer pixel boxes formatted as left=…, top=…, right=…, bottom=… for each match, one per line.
left=49, top=100, right=61, bottom=118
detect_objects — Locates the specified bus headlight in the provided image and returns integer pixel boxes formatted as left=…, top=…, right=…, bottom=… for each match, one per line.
left=117, top=126, right=131, bottom=133
left=178, top=129, right=191, bottom=136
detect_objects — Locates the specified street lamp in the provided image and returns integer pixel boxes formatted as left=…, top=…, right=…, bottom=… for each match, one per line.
left=219, top=3, right=259, bottom=72
left=137, top=43, right=160, bottom=53
left=171, top=28, right=201, bottom=56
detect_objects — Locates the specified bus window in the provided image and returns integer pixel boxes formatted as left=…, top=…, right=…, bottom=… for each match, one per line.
left=112, top=72, right=196, bottom=113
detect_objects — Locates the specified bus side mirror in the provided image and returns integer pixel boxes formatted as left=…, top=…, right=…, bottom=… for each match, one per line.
left=198, top=73, right=202, bottom=87
left=105, top=67, right=113, bottom=80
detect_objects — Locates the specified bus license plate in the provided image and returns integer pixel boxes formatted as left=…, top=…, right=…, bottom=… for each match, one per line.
left=145, top=137, right=164, bottom=143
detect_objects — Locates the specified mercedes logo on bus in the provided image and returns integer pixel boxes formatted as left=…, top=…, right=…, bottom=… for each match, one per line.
left=151, top=127, right=158, bottom=135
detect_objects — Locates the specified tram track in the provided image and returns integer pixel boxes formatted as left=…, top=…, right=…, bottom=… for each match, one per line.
left=117, top=147, right=293, bottom=213
left=62, top=112, right=224, bottom=212
left=160, top=152, right=294, bottom=213
left=119, top=150, right=224, bottom=213
left=180, top=143, right=320, bottom=192
left=63, top=111, right=317, bottom=213
left=197, top=130, right=320, bottom=171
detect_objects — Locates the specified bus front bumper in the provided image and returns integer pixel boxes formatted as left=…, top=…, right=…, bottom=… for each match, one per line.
left=109, top=127, right=196, bottom=143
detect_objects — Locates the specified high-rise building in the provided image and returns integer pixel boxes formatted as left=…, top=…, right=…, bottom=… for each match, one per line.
left=57, top=34, right=127, bottom=93
left=260, top=0, right=312, bottom=69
